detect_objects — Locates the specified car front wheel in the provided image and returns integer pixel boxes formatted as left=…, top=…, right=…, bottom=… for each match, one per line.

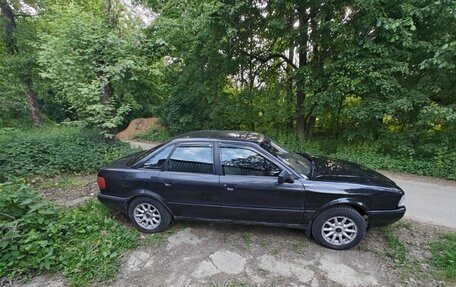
left=311, top=206, right=366, bottom=250
left=128, top=197, right=172, bottom=233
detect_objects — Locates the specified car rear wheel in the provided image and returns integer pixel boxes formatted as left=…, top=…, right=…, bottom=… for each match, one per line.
left=312, top=206, right=366, bottom=250
left=128, top=197, right=172, bottom=233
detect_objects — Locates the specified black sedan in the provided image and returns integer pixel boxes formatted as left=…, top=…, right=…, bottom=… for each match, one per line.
left=97, top=130, right=405, bottom=250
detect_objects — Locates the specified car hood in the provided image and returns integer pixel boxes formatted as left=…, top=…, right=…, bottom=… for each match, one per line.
left=308, top=154, right=397, bottom=187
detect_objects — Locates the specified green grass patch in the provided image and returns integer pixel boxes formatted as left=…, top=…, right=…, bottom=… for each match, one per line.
left=382, top=225, right=408, bottom=264
left=241, top=232, right=252, bottom=248
left=34, top=174, right=93, bottom=190
left=0, top=182, right=138, bottom=286
left=430, top=233, right=456, bottom=281
left=0, top=126, right=136, bottom=182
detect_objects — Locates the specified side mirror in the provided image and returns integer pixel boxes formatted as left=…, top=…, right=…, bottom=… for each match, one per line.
left=278, top=170, right=294, bottom=184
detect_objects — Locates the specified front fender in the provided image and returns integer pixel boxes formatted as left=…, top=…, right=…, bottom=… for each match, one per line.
left=321, top=197, right=370, bottom=213
left=303, top=197, right=369, bottom=224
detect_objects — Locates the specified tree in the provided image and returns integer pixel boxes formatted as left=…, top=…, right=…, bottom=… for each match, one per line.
left=37, top=0, right=161, bottom=138
left=0, top=0, right=43, bottom=126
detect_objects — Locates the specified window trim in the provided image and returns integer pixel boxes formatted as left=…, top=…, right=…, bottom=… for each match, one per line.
left=133, top=143, right=176, bottom=169
left=217, top=143, right=283, bottom=177
left=139, top=144, right=176, bottom=170
left=164, top=141, right=216, bottom=175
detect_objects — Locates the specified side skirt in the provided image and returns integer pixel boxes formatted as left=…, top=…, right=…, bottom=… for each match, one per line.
left=173, top=216, right=308, bottom=230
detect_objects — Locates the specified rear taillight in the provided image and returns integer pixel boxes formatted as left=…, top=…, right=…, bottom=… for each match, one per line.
left=97, top=176, right=106, bottom=190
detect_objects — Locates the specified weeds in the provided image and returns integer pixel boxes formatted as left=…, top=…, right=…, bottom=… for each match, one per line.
left=0, top=182, right=138, bottom=286
left=430, top=233, right=456, bottom=280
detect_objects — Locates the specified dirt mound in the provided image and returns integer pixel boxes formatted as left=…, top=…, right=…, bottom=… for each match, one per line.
left=116, top=117, right=160, bottom=140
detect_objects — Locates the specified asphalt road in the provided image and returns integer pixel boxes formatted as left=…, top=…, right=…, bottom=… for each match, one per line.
left=380, top=171, right=456, bottom=229
left=127, top=140, right=456, bottom=230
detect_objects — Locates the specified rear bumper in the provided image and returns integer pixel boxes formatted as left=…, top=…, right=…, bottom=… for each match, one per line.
left=367, top=206, right=406, bottom=227
left=97, top=193, right=128, bottom=213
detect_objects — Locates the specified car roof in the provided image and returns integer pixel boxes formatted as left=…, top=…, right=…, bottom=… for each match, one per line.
left=171, top=130, right=266, bottom=143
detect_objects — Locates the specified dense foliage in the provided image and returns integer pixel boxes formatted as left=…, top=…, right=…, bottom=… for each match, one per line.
left=1, top=0, right=455, bottom=178
left=0, top=182, right=138, bottom=285
left=0, top=126, right=135, bottom=182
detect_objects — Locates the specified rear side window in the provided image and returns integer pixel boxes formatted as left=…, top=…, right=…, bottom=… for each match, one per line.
left=143, top=145, right=174, bottom=169
left=220, top=147, right=281, bottom=176
left=168, top=145, right=214, bottom=174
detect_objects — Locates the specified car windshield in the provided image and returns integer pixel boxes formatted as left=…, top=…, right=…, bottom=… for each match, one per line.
left=260, top=140, right=312, bottom=177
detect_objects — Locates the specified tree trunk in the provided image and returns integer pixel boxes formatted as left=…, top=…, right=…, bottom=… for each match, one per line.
left=0, top=0, right=17, bottom=53
left=286, top=48, right=294, bottom=131
left=101, top=81, right=113, bottom=105
left=296, top=3, right=308, bottom=140
left=24, top=78, right=44, bottom=126
left=1, top=0, right=43, bottom=126
left=306, top=115, right=315, bottom=140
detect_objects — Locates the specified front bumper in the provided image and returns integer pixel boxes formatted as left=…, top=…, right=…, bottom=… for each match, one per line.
left=97, top=193, right=128, bottom=213
left=367, top=206, right=406, bottom=227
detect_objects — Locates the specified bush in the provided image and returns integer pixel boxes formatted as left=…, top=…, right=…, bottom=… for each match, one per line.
left=0, top=182, right=138, bottom=286
left=0, top=182, right=60, bottom=277
left=267, top=132, right=456, bottom=180
left=134, top=127, right=171, bottom=142
left=0, top=126, right=136, bottom=182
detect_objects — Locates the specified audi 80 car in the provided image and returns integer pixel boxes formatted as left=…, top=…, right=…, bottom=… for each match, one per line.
left=97, top=130, right=406, bottom=250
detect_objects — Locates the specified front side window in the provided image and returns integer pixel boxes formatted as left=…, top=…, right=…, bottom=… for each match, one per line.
left=220, top=147, right=281, bottom=176
left=168, top=145, right=214, bottom=174
left=143, top=144, right=174, bottom=169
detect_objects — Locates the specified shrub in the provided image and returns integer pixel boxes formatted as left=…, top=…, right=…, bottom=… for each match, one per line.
left=0, top=182, right=138, bottom=286
left=134, top=127, right=171, bottom=142
left=0, top=182, right=60, bottom=277
left=0, top=126, right=136, bottom=182
left=267, top=132, right=456, bottom=180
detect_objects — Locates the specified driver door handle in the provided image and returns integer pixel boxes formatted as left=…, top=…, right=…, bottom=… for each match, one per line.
left=224, top=184, right=235, bottom=191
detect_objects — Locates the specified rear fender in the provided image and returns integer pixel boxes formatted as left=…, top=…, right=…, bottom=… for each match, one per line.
left=126, top=189, right=174, bottom=217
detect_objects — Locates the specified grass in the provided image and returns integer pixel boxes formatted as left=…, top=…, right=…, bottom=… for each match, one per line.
left=430, top=233, right=456, bottom=281
left=382, top=225, right=408, bottom=264
left=57, top=201, right=138, bottom=286
left=381, top=222, right=456, bottom=284
left=241, top=232, right=252, bottom=249
left=34, top=174, right=93, bottom=190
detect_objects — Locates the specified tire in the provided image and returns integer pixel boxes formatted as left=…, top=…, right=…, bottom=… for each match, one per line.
left=311, top=206, right=366, bottom=250
left=128, top=197, right=172, bottom=233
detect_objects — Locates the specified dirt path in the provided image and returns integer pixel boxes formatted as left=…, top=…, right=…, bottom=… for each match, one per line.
left=108, top=219, right=448, bottom=287
left=126, top=140, right=456, bottom=230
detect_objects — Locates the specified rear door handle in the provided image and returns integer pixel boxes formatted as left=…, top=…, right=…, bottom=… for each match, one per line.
left=223, top=184, right=235, bottom=191
left=164, top=182, right=172, bottom=187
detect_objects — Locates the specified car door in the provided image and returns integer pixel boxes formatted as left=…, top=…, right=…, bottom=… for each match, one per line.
left=218, top=143, right=305, bottom=224
left=119, top=144, right=175, bottom=198
left=158, top=141, right=221, bottom=219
